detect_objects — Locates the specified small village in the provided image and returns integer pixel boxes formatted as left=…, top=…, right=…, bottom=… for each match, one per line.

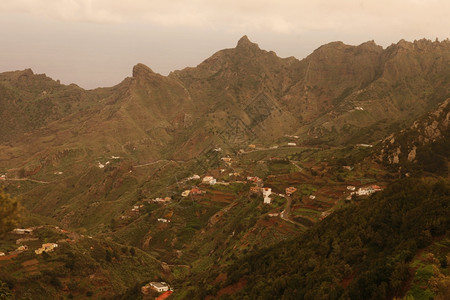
left=117, top=142, right=385, bottom=232
left=0, top=226, right=82, bottom=260
left=1, top=142, right=387, bottom=299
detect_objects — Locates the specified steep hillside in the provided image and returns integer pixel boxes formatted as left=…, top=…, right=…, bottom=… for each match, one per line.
left=181, top=178, right=449, bottom=299
left=0, top=69, right=103, bottom=143
left=0, top=226, right=165, bottom=299
left=379, top=98, right=449, bottom=175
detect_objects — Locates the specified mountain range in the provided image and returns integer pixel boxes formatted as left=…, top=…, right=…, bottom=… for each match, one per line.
left=0, top=36, right=449, bottom=299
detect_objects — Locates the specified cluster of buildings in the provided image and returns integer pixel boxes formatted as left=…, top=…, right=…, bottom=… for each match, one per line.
left=181, top=187, right=206, bottom=197
left=35, top=243, right=58, bottom=255
left=98, top=161, right=111, bottom=169
left=149, top=197, right=172, bottom=203
left=131, top=204, right=144, bottom=212
left=356, top=185, right=382, bottom=196
left=181, top=175, right=219, bottom=197
left=346, top=185, right=382, bottom=200
left=1, top=228, right=61, bottom=257
left=247, top=173, right=299, bottom=204
left=247, top=176, right=263, bottom=186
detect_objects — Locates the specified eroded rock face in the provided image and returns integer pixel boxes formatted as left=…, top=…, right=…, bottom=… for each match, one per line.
left=407, top=146, right=417, bottom=162
left=380, top=98, right=450, bottom=165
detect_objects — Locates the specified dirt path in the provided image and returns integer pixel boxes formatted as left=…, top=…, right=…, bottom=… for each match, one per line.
left=5, top=178, right=50, bottom=184
left=290, top=160, right=303, bottom=171
left=133, top=160, right=170, bottom=168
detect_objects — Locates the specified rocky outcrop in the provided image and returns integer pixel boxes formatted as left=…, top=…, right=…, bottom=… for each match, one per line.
left=379, top=98, right=450, bottom=165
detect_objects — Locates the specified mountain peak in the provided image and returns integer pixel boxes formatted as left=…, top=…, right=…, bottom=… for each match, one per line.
left=132, top=63, right=154, bottom=78
left=236, top=35, right=259, bottom=50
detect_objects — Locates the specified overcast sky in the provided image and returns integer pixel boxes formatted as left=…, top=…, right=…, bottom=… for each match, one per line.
left=0, top=0, right=448, bottom=89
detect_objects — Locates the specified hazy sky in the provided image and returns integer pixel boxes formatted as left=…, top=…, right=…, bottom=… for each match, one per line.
left=1, top=0, right=448, bottom=89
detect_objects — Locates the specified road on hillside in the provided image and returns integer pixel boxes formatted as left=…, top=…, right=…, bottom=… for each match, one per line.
left=133, top=159, right=171, bottom=168
left=280, top=195, right=304, bottom=227
left=4, top=178, right=50, bottom=184
left=241, top=145, right=323, bottom=155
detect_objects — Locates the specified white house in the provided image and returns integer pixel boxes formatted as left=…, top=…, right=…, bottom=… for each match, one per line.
left=12, top=228, right=33, bottom=235
left=152, top=197, right=172, bottom=203
left=16, top=245, right=28, bottom=252
left=181, top=190, right=191, bottom=197
left=202, top=176, right=216, bottom=185
left=287, top=142, right=297, bottom=146
left=187, top=174, right=200, bottom=180
left=262, top=187, right=272, bottom=204
left=158, top=218, right=170, bottom=223
left=149, top=282, right=170, bottom=292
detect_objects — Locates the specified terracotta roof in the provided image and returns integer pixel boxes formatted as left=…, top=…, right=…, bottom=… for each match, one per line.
left=156, top=291, right=173, bottom=300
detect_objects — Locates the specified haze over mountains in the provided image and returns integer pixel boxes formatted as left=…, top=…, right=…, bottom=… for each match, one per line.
left=0, top=36, right=449, bottom=299
left=1, top=36, right=449, bottom=165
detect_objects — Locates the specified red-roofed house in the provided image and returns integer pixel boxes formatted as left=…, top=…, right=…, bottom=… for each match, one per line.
left=156, top=290, right=173, bottom=300
left=372, top=185, right=382, bottom=191
left=190, top=188, right=204, bottom=195
left=285, top=187, right=297, bottom=196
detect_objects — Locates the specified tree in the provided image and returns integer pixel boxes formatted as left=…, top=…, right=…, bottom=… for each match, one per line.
left=0, top=187, right=21, bottom=237
left=0, top=280, right=13, bottom=300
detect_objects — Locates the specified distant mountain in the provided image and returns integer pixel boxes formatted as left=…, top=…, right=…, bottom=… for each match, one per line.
left=0, top=69, right=97, bottom=143
left=1, top=37, right=449, bottom=162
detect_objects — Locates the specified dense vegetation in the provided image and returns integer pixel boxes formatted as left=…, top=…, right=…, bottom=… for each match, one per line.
left=187, top=178, right=449, bottom=299
left=0, top=230, right=162, bottom=299
left=0, top=187, right=20, bottom=237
